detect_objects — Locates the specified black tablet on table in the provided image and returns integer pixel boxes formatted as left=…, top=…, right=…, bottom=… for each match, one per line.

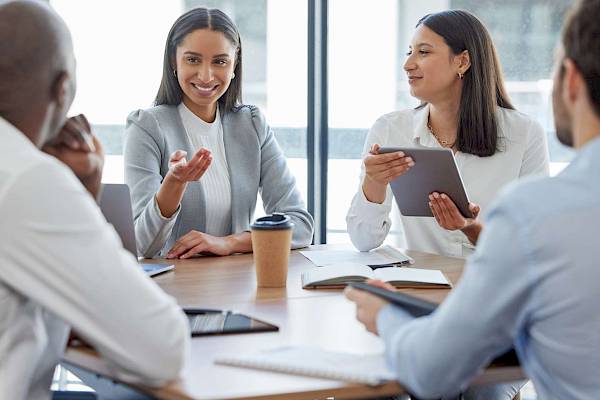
left=183, top=307, right=278, bottom=336
left=378, top=147, right=473, bottom=218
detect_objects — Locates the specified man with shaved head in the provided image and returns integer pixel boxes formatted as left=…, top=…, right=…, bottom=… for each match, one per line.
left=0, top=2, right=189, bottom=399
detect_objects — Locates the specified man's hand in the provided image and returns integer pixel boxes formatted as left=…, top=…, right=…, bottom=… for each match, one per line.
left=43, top=114, right=104, bottom=200
left=344, top=279, right=392, bottom=335
left=167, top=230, right=234, bottom=259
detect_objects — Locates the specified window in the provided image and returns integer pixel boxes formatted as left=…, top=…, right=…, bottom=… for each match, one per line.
left=51, top=0, right=308, bottom=201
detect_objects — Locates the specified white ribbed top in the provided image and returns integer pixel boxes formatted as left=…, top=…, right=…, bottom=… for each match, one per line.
left=178, top=103, right=232, bottom=237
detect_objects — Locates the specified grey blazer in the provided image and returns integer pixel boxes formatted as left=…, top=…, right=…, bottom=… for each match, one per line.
left=124, top=104, right=314, bottom=257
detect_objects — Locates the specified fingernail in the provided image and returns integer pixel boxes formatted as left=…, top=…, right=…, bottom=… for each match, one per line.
left=441, top=194, right=446, bottom=199
left=397, top=152, right=405, bottom=157
left=408, top=161, right=415, bottom=167
left=433, top=193, right=439, bottom=198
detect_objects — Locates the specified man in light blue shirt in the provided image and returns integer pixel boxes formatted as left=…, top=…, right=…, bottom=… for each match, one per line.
left=346, top=1, right=600, bottom=399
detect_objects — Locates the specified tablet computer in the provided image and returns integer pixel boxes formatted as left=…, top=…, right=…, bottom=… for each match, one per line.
left=378, top=147, right=472, bottom=218
left=349, top=282, right=436, bottom=317
left=183, top=307, right=279, bottom=336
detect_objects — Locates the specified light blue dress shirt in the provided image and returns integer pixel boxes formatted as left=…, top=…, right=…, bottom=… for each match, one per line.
left=377, top=137, right=600, bottom=399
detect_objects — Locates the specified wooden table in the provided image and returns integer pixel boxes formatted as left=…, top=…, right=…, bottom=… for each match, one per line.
left=63, top=244, right=522, bottom=399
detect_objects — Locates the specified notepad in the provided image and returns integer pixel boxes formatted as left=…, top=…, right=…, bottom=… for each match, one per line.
left=214, top=346, right=395, bottom=386
left=301, top=263, right=451, bottom=289
left=300, top=245, right=414, bottom=269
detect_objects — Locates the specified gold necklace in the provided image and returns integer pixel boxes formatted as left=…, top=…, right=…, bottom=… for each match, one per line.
left=427, top=120, right=456, bottom=148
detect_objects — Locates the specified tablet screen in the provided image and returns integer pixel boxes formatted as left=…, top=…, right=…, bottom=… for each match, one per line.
left=184, top=309, right=279, bottom=336
left=378, top=146, right=472, bottom=218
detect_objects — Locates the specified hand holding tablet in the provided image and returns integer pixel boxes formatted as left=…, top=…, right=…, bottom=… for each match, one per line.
left=377, top=146, right=473, bottom=219
left=363, top=144, right=415, bottom=187
left=428, top=192, right=480, bottom=231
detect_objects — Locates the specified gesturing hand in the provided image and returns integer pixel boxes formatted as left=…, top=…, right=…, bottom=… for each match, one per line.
left=364, top=143, right=414, bottom=187
left=167, top=148, right=212, bottom=184
left=428, top=192, right=480, bottom=231
left=167, top=231, right=233, bottom=259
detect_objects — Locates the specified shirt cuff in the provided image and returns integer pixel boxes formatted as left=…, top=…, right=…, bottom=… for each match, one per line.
left=352, top=185, right=390, bottom=218
left=377, top=303, right=414, bottom=340
left=153, top=195, right=181, bottom=222
left=377, top=304, right=415, bottom=374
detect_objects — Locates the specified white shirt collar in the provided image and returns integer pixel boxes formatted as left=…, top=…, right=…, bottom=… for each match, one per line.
left=0, top=116, right=38, bottom=152
left=178, top=102, right=221, bottom=128
left=412, top=104, right=439, bottom=148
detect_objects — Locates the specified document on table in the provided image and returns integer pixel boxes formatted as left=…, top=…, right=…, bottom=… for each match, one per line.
left=215, top=346, right=395, bottom=386
left=300, top=245, right=414, bottom=268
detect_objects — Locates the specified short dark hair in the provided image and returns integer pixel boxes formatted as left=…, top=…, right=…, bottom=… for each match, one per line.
left=155, top=8, right=242, bottom=111
left=417, top=10, right=514, bottom=157
left=562, top=0, right=600, bottom=117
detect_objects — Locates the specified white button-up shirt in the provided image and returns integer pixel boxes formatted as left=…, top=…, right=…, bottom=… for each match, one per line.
left=0, top=117, right=189, bottom=400
left=346, top=105, right=549, bottom=257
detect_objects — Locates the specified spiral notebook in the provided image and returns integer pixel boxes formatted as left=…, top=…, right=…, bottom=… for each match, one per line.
left=214, top=346, right=395, bottom=386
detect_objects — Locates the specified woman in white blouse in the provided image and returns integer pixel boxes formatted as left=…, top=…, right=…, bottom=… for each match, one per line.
left=347, top=10, right=549, bottom=260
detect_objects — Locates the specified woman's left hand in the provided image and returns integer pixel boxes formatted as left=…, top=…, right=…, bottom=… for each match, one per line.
left=167, top=231, right=233, bottom=259
left=428, top=192, right=480, bottom=231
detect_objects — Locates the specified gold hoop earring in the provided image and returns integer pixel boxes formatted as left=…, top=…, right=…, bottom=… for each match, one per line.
left=173, top=69, right=177, bottom=78
left=231, top=72, right=236, bottom=79
left=458, top=72, right=464, bottom=80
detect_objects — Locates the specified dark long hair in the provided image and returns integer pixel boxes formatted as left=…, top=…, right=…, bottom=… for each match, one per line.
left=417, top=10, right=514, bottom=157
left=155, top=8, right=242, bottom=111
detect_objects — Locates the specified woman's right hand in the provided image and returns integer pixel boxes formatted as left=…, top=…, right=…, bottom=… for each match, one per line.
left=362, top=143, right=414, bottom=204
left=364, top=144, right=414, bottom=186
left=166, top=148, right=212, bottom=184
left=156, top=148, right=212, bottom=219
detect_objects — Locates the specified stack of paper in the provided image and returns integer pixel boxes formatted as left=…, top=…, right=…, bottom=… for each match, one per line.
left=300, top=245, right=414, bottom=268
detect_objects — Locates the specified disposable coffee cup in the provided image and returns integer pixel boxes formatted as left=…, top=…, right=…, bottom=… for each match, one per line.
left=250, top=213, right=294, bottom=288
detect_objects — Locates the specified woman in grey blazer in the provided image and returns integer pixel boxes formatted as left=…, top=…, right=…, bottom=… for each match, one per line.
left=124, top=8, right=313, bottom=258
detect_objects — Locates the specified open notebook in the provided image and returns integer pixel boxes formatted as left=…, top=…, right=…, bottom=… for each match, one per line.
left=301, top=263, right=451, bottom=289
left=214, top=346, right=395, bottom=386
